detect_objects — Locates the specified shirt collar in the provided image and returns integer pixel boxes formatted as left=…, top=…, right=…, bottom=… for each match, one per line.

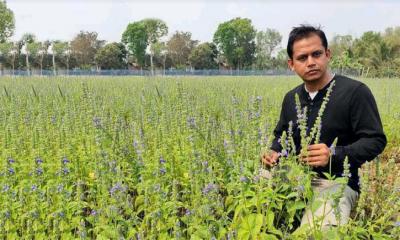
left=299, top=73, right=336, bottom=101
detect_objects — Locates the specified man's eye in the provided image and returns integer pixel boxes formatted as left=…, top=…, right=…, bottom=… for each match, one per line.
left=313, top=51, right=322, bottom=57
left=298, top=56, right=307, bottom=61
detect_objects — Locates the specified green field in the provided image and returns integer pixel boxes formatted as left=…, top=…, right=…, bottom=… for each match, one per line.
left=0, top=76, right=399, bottom=239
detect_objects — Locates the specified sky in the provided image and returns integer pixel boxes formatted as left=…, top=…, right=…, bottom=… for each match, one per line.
left=6, top=0, right=400, bottom=49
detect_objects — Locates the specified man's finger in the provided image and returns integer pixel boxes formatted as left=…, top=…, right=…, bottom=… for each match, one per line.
left=261, top=153, right=268, bottom=160
left=306, top=149, right=323, bottom=157
left=261, top=154, right=270, bottom=162
left=262, top=157, right=274, bottom=167
left=265, top=154, right=279, bottom=166
left=308, top=143, right=329, bottom=150
left=306, top=161, right=323, bottom=167
left=268, top=158, right=277, bottom=165
left=305, top=156, right=322, bottom=162
left=307, top=144, right=324, bottom=151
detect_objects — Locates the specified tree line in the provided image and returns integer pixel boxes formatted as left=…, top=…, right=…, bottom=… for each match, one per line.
left=0, top=1, right=400, bottom=77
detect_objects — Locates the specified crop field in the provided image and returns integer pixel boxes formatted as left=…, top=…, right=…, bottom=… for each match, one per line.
left=0, top=76, right=399, bottom=239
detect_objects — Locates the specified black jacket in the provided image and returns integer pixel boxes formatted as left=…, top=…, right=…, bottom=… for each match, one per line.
left=271, top=74, right=387, bottom=192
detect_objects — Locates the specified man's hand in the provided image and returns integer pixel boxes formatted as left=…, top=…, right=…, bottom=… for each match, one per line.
left=260, top=150, right=280, bottom=167
left=301, top=143, right=331, bottom=167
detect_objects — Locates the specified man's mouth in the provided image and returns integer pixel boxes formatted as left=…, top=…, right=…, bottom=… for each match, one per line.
left=307, top=69, right=319, bottom=75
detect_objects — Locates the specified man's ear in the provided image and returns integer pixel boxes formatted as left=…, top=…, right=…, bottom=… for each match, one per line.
left=326, top=48, right=331, bottom=60
left=288, top=59, right=294, bottom=71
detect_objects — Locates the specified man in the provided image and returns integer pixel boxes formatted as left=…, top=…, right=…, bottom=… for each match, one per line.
left=260, top=25, right=387, bottom=228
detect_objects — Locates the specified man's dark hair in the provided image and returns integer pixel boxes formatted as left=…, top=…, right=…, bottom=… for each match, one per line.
left=287, top=25, right=328, bottom=59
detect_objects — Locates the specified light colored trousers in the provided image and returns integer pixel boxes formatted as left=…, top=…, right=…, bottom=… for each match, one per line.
left=259, top=169, right=359, bottom=227
left=300, top=178, right=359, bottom=228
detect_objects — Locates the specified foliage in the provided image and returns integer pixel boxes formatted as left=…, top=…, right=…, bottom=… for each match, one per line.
left=35, top=41, right=51, bottom=74
left=0, top=41, right=12, bottom=67
left=330, top=29, right=400, bottom=77
left=122, top=22, right=148, bottom=67
left=141, top=18, right=168, bottom=73
left=0, top=41, right=18, bottom=70
left=213, top=17, right=256, bottom=70
left=141, top=18, right=168, bottom=46
left=149, top=41, right=169, bottom=70
left=21, top=33, right=36, bottom=45
left=0, top=1, right=14, bottom=43
left=0, top=76, right=398, bottom=239
left=70, top=31, right=105, bottom=69
left=255, top=29, right=282, bottom=70
left=122, top=18, right=168, bottom=71
left=167, top=31, right=198, bottom=68
left=189, top=42, right=218, bottom=70
left=1, top=16, right=400, bottom=74
left=95, top=42, right=127, bottom=70
left=51, top=41, right=71, bottom=70
left=330, top=50, right=363, bottom=71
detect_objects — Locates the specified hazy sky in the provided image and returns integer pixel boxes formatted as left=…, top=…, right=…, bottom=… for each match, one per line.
left=7, top=0, right=400, bottom=48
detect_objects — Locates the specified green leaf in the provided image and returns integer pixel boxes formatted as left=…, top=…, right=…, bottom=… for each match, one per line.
left=191, top=226, right=210, bottom=239
left=286, top=192, right=298, bottom=199
left=322, top=172, right=336, bottom=180
left=135, top=195, right=144, bottom=208
left=225, top=195, right=234, bottom=207
left=96, top=234, right=110, bottom=240
left=288, top=201, right=306, bottom=212
left=291, top=223, right=310, bottom=238
left=325, top=227, right=341, bottom=240
left=238, top=213, right=264, bottom=239
left=265, top=211, right=283, bottom=237
left=261, top=233, right=279, bottom=240
left=238, top=228, right=251, bottom=240
left=266, top=211, right=274, bottom=229
left=234, top=204, right=245, bottom=221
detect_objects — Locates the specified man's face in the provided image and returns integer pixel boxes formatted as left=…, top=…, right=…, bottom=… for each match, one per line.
left=288, top=34, right=331, bottom=83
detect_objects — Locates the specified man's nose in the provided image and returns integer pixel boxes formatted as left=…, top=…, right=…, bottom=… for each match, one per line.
left=306, top=56, right=316, bottom=67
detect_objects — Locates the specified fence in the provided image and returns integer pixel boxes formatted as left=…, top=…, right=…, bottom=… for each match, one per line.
left=0, top=68, right=362, bottom=77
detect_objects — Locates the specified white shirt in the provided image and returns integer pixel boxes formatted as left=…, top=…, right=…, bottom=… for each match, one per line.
left=304, top=73, right=335, bottom=100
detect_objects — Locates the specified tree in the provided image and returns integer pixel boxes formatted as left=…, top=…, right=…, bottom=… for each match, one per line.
left=150, top=41, right=167, bottom=73
left=20, top=33, right=36, bottom=75
left=70, top=31, right=104, bottom=69
left=329, top=34, right=353, bottom=58
left=330, top=50, right=362, bottom=73
left=353, top=31, right=390, bottom=76
left=51, top=41, right=72, bottom=74
left=329, top=34, right=361, bottom=72
left=382, top=26, right=400, bottom=61
left=167, top=31, right=198, bottom=69
left=213, top=17, right=256, bottom=70
left=36, top=40, right=51, bottom=75
left=382, top=27, right=400, bottom=76
left=0, top=41, right=12, bottom=71
left=122, top=21, right=148, bottom=68
left=189, top=42, right=218, bottom=70
left=95, top=42, right=127, bottom=70
left=141, top=18, right=168, bottom=74
left=0, top=41, right=18, bottom=73
left=51, top=40, right=67, bottom=74
left=26, top=42, right=41, bottom=73
left=122, top=19, right=168, bottom=73
left=0, top=1, right=15, bottom=42
left=255, top=28, right=282, bottom=69
left=272, top=49, right=288, bottom=70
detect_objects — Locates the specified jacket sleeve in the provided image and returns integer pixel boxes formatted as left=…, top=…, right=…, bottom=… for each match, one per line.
left=270, top=94, right=290, bottom=153
left=332, top=83, right=387, bottom=166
